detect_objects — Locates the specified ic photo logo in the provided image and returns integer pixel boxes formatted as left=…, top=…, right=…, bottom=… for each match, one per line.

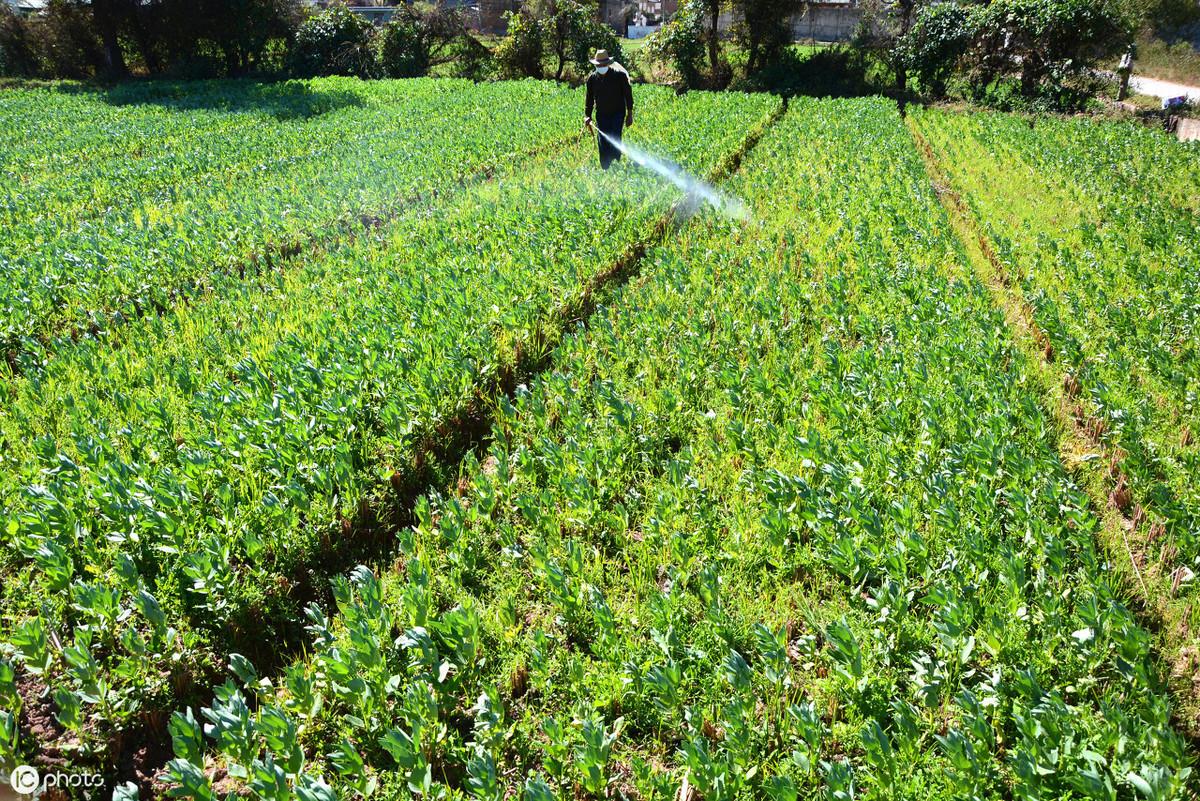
left=9, top=765, right=39, bottom=794
left=7, top=764, right=104, bottom=797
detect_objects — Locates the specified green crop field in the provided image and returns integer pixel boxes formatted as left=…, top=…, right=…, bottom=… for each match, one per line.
left=0, top=79, right=1197, bottom=800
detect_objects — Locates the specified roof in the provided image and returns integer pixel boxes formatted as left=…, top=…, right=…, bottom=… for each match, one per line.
left=4, top=0, right=48, bottom=10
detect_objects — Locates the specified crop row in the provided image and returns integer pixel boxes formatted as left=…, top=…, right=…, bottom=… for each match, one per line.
left=0, top=78, right=586, bottom=358
left=1, top=78, right=441, bottom=188
left=910, top=111, right=1200, bottom=614
left=3, top=79, right=470, bottom=231
left=1, top=82, right=261, bottom=179
left=154, top=98, right=1192, bottom=801
left=955, top=112, right=1200, bottom=219
left=0, top=88, right=778, bottom=776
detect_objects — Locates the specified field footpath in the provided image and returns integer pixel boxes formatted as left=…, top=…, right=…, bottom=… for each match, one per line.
left=1, top=130, right=578, bottom=378
left=114, top=100, right=788, bottom=794
left=906, top=118, right=1200, bottom=744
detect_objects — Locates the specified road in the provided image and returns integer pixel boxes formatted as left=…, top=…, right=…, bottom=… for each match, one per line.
left=1129, top=74, right=1200, bottom=104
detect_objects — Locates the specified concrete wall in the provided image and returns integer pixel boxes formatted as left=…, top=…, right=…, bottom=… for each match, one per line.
left=1175, top=116, right=1200, bottom=142
left=791, top=3, right=861, bottom=43
left=713, top=3, right=861, bottom=43
left=348, top=6, right=399, bottom=25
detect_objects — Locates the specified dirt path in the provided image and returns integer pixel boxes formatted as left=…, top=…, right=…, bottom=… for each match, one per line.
left=1130, top=74, right=1200, bottom=103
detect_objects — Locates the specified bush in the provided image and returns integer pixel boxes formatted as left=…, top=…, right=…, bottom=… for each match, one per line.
left=643, top=0, right=707, bottom=87
left=452, top=32, right=494, bottom=80
left=377, top=15, right=428, bottom=77
left=494, top=10, right=544, bottom=78
left=377, top=2, right=470, bottom=78
left=290, top=4, right=376, bottom=78
left=900, top=3, right=980, bottom=98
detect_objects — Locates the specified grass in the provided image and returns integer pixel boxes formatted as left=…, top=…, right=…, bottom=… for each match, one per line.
left=1135, top=33, right=1200, bottom=87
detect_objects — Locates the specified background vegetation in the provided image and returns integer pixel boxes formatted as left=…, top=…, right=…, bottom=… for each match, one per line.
left=2, top=0, right=1196, bottom=112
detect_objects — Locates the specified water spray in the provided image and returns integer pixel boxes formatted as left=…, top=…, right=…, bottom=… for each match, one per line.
left=590, top=128, right=750, bottom=222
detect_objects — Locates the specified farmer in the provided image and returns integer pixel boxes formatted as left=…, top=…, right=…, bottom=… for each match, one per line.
left=583, top=49, right=634, bottom=169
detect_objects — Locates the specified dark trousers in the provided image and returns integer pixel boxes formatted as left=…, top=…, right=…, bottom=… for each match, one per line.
left=597, top=112, right=624, bottom=169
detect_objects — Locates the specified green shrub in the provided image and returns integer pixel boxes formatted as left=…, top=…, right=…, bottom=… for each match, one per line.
left=377, top=3, right=469, bottom=78
left=452, top=32, right=495, bottom=80
left=495, top=10, right=545, bottom=78
left=900, top=3, right=980, bottom=98
left=643, top=0, right=707, bottom=87
left=290, top=4, right=376, bottom=78
left=378, top=15, right=430, bottom=77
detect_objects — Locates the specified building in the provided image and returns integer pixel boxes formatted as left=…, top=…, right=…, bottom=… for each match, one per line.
left=714, top=0, right=861, bottom=42
left=301, top=0, right=489, bottom=27
left=3, top=0, right=48, bottom=15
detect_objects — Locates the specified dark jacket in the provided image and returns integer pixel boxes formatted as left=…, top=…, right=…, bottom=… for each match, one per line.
left=585, top=68, right=633, bottom=119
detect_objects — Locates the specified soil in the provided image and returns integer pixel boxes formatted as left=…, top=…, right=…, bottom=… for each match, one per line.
left=15, top=675, right=70, bottom=770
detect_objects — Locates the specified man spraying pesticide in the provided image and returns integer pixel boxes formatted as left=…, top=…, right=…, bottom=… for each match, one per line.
left=579, top=50, right=750, bottom=221
left=582, top=49, right=633, bottom=169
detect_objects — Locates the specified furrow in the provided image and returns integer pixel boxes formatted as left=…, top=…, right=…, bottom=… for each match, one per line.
left=907, top=118, right=1200, bottom=740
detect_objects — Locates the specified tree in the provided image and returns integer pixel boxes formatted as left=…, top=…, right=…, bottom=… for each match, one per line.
left=495, top=0, right=620, bottom=80
left=868, top=0, right=1137, bottom=107
left=28, top=0, right=106, bottom=78
left=543, top=0, right=621, bottom=79
left=0, top=5, right=39, bottom=76
left=643, top=0, right=712, bottom=86
left=197, top=0, right=300, bottom=75
left=1137, top=0, right=1198, bottom=34
left=731, top=0, right=799, bottom=73
left=4, top=0, right=298, bottom=79
left=378, top=2, right=469, bottom=78
left=855, top=0, right=929, bottom=107
left=89, top=0, right=128, bottom=77
left=494, top=8, right=545, bottom=77
left=700, top=0, right=724, bottom=82
left=984, top=0, right=1139, bottom=97
left=898, top=2, right=979, bottom=98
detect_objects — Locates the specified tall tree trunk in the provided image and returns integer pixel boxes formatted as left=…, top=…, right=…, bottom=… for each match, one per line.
left=92, top=0, right=129, bottom=78
left=707, top=0, right=719, bottom=82
left=223, top=42, right=240, bottom=76
left=129, top=3, right=160, bottom=74
left=895, top=0, right=913, bottom=113
left=1020, top=55, right=1040, bottom=97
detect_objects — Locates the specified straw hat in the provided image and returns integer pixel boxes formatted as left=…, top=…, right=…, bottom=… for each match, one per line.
left=590, top=49, right=613, bottom=66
